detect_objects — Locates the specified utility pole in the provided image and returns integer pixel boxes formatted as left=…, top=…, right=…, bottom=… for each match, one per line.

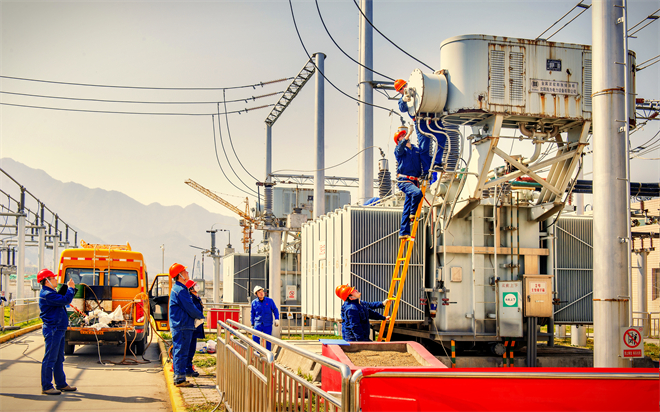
left=314, top=53, right=326, bottom=218
left=592, top=0, right=630, bottom=367
left=160, top=244, right=165, bottom=274
left=357, top=0, right=374, bottom=204
left=37, top=204, right=45, bottom=272
left=52, top=216, right=59, bottom=274
left=16, top=188, right=25, bottom=300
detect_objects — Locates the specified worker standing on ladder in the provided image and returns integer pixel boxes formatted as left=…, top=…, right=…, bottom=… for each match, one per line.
left=393, top=126, right=426, bottom=239
left=169, top=263, right=205, bottom=387
left=395, top=79, right=446, bottom=172
left=336, top=284, right=389, bottom=341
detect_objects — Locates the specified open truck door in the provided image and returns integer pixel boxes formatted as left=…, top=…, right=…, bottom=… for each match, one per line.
left=149, top=274, right=172, bottom=332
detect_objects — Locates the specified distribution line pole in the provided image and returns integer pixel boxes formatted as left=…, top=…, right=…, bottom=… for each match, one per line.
left=314, top=53, right=326, bottom=218
left=16, top=188, right=25, bottom=301
left=592, top=0, right=630, bottom=367
left=357, top=0, right=374, bottom=204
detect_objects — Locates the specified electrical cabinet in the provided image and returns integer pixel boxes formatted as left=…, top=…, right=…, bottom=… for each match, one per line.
left=523, top=275, right=554, bottom=317
left=497, top=280, right=523, bottom=337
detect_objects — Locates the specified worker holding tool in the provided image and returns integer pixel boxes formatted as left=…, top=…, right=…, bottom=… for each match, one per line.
left=393, top=127, right=426, bottom=239
left=38, top=268, right=78, bottom=395
left=169, top=263, right=204, bottom=387
left=250, top=285, right=279, bottom=351
left=336, top=284, right=389, bottom=342
left=184, top=279, right=204, bottom=378
left=395, top=78, right=446, bottom=173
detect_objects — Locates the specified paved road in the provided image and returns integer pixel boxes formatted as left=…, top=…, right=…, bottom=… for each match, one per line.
left=0, top=329, right=170, bottom=411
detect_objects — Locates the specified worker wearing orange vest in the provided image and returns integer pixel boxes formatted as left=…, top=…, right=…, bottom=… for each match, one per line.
left=336, top=284, right=389, bottom=342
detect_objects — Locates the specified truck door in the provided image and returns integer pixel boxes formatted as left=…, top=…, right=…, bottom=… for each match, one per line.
left=149, top=274, right=172, bottom=332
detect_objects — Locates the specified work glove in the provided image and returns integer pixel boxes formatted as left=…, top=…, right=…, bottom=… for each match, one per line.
left=274, top=320, right=280, bottom=327
left=402, top=89, right=411, bottom=102
left=382, top=300, right=389, bottom=306
left=194, top=318, right=205, bottom=328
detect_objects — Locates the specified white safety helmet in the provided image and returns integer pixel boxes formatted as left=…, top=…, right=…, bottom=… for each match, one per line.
left=253, top=285, right=264, bottom=295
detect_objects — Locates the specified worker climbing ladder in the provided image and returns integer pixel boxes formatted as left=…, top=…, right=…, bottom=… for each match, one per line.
left=377, top=180, right=428, bottom=342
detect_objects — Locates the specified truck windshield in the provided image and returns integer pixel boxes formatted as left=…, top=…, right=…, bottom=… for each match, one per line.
left=105, top=270, right=139, bottom=288
left=65, top=268, right=101, bottom=286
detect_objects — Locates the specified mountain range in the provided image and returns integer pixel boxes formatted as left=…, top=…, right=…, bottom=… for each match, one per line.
left=1, top=158, right=239, bottom=281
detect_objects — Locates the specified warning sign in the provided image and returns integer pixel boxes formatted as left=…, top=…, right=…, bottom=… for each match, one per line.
left=503, top=292, right=518, bottom=308
left=286, top=285, right=297, bottom=301
left=620, top=327, right=644, bottom=358
left=529, top=281, right=547, bottom=294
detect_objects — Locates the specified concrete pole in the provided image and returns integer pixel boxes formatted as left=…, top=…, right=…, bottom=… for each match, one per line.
left=213, top=255, right=222, bottom=304
left=592, top=0, right=630, bottom=367
left=52, top=216, right=60, bottom=274
left=634, top=251, right=650, bottom=336
left=357, top=0, right=374, bottom=204
left=16, top=190, right=26, bottom=301
left=38, top=226, right=45, bottom=271
left=313, top=53, right=326, bottom=218
left=571, top=325, right=588, bottom=346
left=265, top=124, right=272, bottom=184
left=268, top=231, right=282, bottom=338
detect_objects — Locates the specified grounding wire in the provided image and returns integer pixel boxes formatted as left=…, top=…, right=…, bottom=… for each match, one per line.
left=271, top=145, right=381, bottom=175
left=536, top=1, right=590, bottom=40
left=215, top=103, right=261, bottom=199
left=222, top=90, right=262, bottom=187
left=0, top=75, right=292, bottom=91
left=350, top=0, right=434, bottom=72
left=288, top=0, right=403, bottom=119
left=0, top=90, right=284, bottom=105
left=211, top=115, right=259, bottom=200
left=314, top=0, right=394, bottom=81
left=0, top=102, right=273, bottom=116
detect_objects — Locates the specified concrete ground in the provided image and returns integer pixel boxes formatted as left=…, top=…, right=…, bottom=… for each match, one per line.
left=0, top=329, right=170, bottom=412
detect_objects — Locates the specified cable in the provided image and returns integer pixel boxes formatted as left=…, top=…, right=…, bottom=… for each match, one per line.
left=350, top=0, right=434, bottom=72
left=536, top=1, right=591, bottom=40
left=314, top=0, right=394, bottom=81
left=288, top=0, right=403, bottom=118
left=0, top=90, right=283, bottom=105
left=271, top=145, right=381, bottom=175
left=545, top=5, right=591, bottom=41
left=0, top=75, right=292, bottom=91
left=0, top=102, right=274, bottom=116
left=211, top=115, right=259, bottom=200
left=221, top=91, right=262, bottom=186
left=628, top=8, right=660, bottom=36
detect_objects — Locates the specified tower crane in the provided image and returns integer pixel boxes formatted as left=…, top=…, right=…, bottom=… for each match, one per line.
left=184, top=179, right=258, bottom=253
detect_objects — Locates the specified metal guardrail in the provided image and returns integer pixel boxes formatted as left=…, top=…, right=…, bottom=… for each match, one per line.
left=217, top=319, right=351, bottom=412
left=632, top=311, right=660, bottom=338
left=10, top=297, right=40, bottom=326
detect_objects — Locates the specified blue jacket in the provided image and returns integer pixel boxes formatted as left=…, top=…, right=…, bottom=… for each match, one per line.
left=251, top=297, right=279, bottom=327
left=39, top=285, right=75, bottom=330
left=169, top=281, right=204, bottom=331
left=341, top=299, right=386, bottom=342
left=191, top=293, right=205, bottom=339
left=395, top=137, right=424, bottom=178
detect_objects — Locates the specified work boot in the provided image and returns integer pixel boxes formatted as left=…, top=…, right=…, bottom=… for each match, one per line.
left=42, top=388, right=61, bottom=395
left=56, top=385, right=77, bottom=392
left=175, top=380, right=194, bottom=387
left=399, top=235, right=410, bottom=240
left=432, top=164, right=444, bottom=172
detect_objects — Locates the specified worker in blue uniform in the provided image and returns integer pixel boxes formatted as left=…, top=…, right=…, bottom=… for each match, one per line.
left=336, top=284, right=388, bottom=342
left=395, top=78, right=446, bottom=172
left=38, top=268, right=77, bottom=395
left=250, top=285, right=279, bottom=351
left=184, top=279, right=204, bottom=378
left=393, top=128, right=426, bottom=238
left=169, top=263, right=204, bottom=387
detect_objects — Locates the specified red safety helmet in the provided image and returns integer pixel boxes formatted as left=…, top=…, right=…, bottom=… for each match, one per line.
left=335, top=284, right=355, bottom=301
left=394, top=79, right=407, bottom=92
left=37, top=268, right=56, bottom=283
left=393, top=129, right=407, bottom=145
left=169, top=263, right=187, bottom=278
left=185, top=279, right=196, bottom=290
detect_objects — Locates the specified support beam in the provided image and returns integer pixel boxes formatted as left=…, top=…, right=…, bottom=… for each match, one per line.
left=357, top=0, right=374, bottom=204
left=313, top=53, right=326, bottom=218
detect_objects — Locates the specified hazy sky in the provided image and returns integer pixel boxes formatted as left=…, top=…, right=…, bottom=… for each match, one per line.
left=1, top=0, right=658, bottom=215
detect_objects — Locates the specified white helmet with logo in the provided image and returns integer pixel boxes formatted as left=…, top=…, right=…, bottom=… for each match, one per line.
left=253, top=285, right=264, bottom=295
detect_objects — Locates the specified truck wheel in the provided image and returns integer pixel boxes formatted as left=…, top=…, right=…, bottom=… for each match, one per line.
left=132, top=338, right=146, bottom=356
left=64, top=342, right=75, bottom=355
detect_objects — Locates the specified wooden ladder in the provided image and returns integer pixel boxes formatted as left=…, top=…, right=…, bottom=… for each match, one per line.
left=377, top=180, right=428, bottom=342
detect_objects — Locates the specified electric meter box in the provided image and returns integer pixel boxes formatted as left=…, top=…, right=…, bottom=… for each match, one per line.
left=523, top=275, right=553, bottom=317
left=435, top=35, right=636, bottom=128
left=496, top=280, right=523, bottom=337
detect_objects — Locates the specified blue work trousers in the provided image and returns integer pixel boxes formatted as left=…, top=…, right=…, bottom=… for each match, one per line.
left=186, top=337, right=198, bottom=374
left=252, top=324, right=273, bottom=351
left=172, top=329, right=193, bottom=381
left=41, top=327, right=68, bottom=391
left=398, top=181, right=423, bottom=237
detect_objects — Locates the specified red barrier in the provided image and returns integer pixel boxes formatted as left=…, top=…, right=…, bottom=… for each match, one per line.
left=356, top=367, right=659, bottom=411
left=208, top=308, right=239, bottom=330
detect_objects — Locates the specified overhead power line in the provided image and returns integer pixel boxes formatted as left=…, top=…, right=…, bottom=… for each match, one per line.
left=288, top=0, right=403, bottom=118
left=0, top=90, right=283, bottom=105
left=314, top=0, right=394, bottom=81
left=0, top=102, right=273, bottom=116
left=0, top=75, right=292, bottom=91
left=221, top=91, right=261, bottom=184
left=536, top=1, right=591, bottom=41
left=628, top=8, right=659, bottom=36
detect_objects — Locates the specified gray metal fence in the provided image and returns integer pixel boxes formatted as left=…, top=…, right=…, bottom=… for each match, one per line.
left=216, top=319, right=351, bottom=412
left=10, top=297, right=40, bottom=326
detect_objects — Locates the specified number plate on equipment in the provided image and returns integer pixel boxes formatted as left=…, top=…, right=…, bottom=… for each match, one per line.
left=80, top=329, right=104, bottom=335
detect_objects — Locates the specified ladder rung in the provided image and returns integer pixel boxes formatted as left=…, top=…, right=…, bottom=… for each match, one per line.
left=393, top=277, right=402, bottom=281
left=397, top=258, right=406, bottom=261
